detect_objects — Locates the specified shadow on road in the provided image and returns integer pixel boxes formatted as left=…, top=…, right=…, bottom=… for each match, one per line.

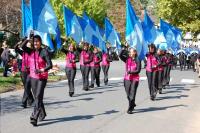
left=156, top=94, right=189, bottom=101
left=134, top=104, right=187, bottom=114
left=38, top=110, right=119, bottom=127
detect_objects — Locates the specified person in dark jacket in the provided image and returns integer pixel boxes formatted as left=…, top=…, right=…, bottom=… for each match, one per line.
left=1, top=41, right=10, bottom=77
left=119, top=47, right=141, bottom=114
left=22, top=35, right=52, bottom=126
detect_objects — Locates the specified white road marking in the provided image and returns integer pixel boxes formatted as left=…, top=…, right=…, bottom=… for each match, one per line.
left=181, top=79, right=195, bottom=84
left=140, top=77, right=147, bottom=81
left=109, top=77, right=123, bottom=81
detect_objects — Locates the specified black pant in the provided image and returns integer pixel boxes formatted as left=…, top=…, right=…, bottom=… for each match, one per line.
left=3, top=60, right=9, bottom=77
left=30, top=78, right=47, bottom=120
left=21, top=72, right=34, bottom=106
left=158, top=70, right=164, bottom=90
left=65, top=67, right=76, bottom=93
left=146, top=71, right=158, bottom=98
left=102, top=65, right=109, bottom=84
left=90, top=66, right=101, bottom=86
left=80, top=65, right=90, bottom=89
left=124, top=80, right=138, bottom=109
left=166, top=65, right=171, bottom=84
left=163, top=66, right=168, bottom=86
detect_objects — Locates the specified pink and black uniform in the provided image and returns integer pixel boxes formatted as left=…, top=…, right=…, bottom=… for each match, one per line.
left=79, top=49, right=93, bottom=91
left=119, top=49, right=141, bottom=113
left=22, top=41, right=52, bottom=123
left=15, top=40, right=34, bottom=108
left=157, top=54, right=165, bottom=93
left=61, top=47, right=78, bottom=96
left=146, top=52, right=159, bottom=100
left=90, top=52, right=102, bottom=88
left=101, top=50, right=112, bottom=85
left=166, top=53, right=173, bottom=85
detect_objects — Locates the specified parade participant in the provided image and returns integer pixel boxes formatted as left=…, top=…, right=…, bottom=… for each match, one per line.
left=15, top=40, right=34, bottom=108
left=162, top=51, right=168, bottom=88
left=79, top=42, right=93, bottom=91
left=166, top=51, right=173, bottom=85
left=146, top=44, right=159, bottom=101
left=61, top=43, right=79, bottom=97
left=119, top=47, right=141, bottom=114
left=178, top=52, right=186, bottom=71
left=1, top=41, right=10, bottom=77
left=22, top=35, right=52, bottom=126
left=101, top=47, right=112, bottom=85
left=157, top=49, right=164, bottom=94
left=90, top=47, right=102, bottom=88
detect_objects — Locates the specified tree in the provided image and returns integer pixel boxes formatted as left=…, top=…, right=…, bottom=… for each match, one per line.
left=156, top=0, right=200, bottom=35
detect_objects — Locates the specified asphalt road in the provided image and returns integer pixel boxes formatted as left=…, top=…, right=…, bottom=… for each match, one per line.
left=1, top=61, right=200, bottom=133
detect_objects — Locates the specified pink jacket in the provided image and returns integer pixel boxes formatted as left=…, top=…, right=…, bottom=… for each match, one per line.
left=66, top=52, right=76, bottom=68
left=124, top=58, right=140, bottom=81
left=146, top=54, right=158, bottom=72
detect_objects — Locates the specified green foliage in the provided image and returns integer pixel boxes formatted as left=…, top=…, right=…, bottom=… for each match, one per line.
left=50, top=0, right=108, bottom=37
left=156, top=0, right=200, bottom=34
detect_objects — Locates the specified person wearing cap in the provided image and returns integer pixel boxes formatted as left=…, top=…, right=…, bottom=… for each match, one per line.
left=119, top=47, right=141, bottom=114
left=90, top=47, right=102, bottom=88
left=15, top=39, right=34, bottom=108
left=1, top=41, right=10, bottom=77
left=22, top=35, right=52, bottom=126
left=146, top=44, right=159, bottom=101
left=61, top=43, right=79, bottom=97
left=101, top=47, right=112, bottom=85
left=79, top=42, right=93, bottom=91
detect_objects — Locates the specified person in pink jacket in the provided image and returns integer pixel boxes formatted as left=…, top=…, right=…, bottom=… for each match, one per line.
left=146, top=44, right=159, bottom=101
left=101, top=48, right=112, bottom=85
left=119, top=47, right=141, bottom=114
left=61, top=44, right=79, bottom=97
left=90, top=47, right=102, bottom=88
left=22, top=35, right=52, bottom=126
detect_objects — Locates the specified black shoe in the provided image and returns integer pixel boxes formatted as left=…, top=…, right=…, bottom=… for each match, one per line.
left=69, top=92, right=74, bottom=97
left=84, top=87, right=89, bottom=91
left=38, top=114, right=46, bottom=122
left=97, top=84, right=100, bottom=87
left=104, top=82, right=108, bottom=85
left=151, top=96, right=155, bottom=101
left=89, top=84, right=94, bottom=88
left=30, top=117, right=37, bottom=126
left=21, top=104, right=27, bottom=108
left=159, top=90, right=162, bottom=94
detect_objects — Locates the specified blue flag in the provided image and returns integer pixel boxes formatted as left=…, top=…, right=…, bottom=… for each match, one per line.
left=160, top=19, right=176, bottom=49
left=21, top=0, right=54, bottom=49
left=55, top=26, right=62, bottom=49
left=30, top=0, right=59, bottom=34
left=21, top=0, right=32, bottom=37
left=126, top=0, right=147, bottom=60
left=105, top=18, right=121, bottom=48
left=142, top=11, right=157, bottom=44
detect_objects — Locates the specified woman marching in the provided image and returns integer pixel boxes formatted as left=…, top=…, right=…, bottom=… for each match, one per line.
left=61, top=43, right=79, bottom=97
left=22, top=35, right=52, bottom=126
left=90, top=47, right=102, bottom=88
left=146, top=44, right=159, bottom=101
left=157, top=49, right=165, bottom=94
left=15, top=39, right=34, bottom=108
left=119, top=47, right=141, bottom=114
left=101, top=47, right=112, bottom=85
left=79, top=42, right=93, bottom=91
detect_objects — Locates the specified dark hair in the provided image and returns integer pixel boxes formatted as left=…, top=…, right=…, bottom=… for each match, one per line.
left=34, top=35, right=42, bottom=43
left=148, top=43, right=157, bottom=53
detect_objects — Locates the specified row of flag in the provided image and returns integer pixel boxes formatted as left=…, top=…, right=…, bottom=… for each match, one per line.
left=21, top=0, right=183, bottom=59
